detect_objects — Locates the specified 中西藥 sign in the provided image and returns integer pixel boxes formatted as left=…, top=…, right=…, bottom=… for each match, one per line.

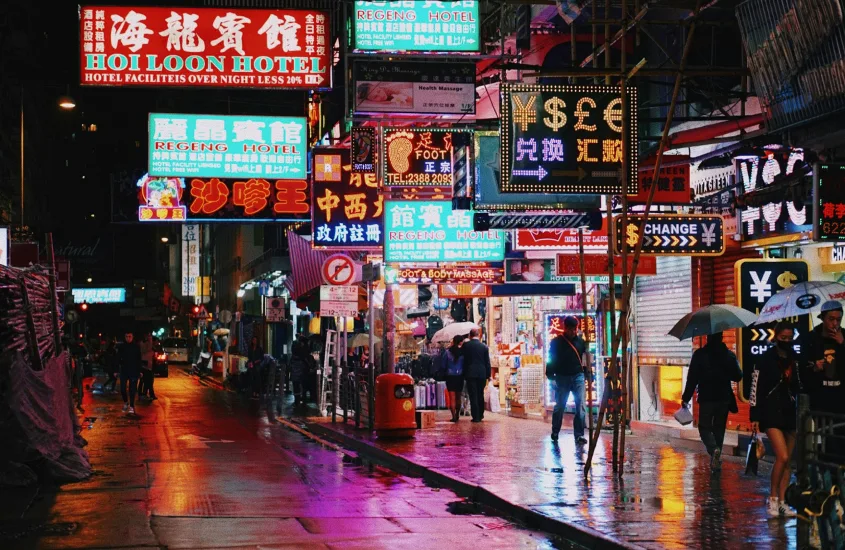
left=353, top=1, right=479, bottom=52
left=80, top=7, right=331, bottom=89
left=137, top=173, right=309, bottom=222
left=312, top=148, right=383, bottom=249
left=384, top=201, right=504, bottom=263
left=813, top=163, right=845, bottom=241
left=501, top=84, right=638, bottom=195
left=382, top=128, right=471, bottom=187
left=614, top=214, right=725, bottom=256
left=148, top=113, right=306, bottom=180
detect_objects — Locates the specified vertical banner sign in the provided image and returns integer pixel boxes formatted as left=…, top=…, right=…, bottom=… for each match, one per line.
left=813, top=163, right=845, bottom=241
left=452, top=131, right=473, bottom=206
left=735, top=259, right=810, bottom=400
left=80, top=7, right=331, bottom=89
left=312, top=148, right=383, bottom=250
left=382, top=128, right=472, bottom=187
left=501, top=84, right=638, bottom=194
left=181, top=224, right=199, bottom=296
left=353, top=1, right=479, bottom=52
left=149, top=113, right=307, bottom=179
left=351, top=127, right=376, bottom=173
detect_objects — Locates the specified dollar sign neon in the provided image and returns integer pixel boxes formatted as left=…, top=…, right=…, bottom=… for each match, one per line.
left=626, top=224, right=638, bottom=248
left=543, top=97, right=567, bottom=130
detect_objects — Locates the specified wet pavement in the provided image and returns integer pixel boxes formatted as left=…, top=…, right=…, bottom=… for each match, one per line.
left=0, top=367, right=579, bottom=549
left=311, top=411, right=799, bottom=549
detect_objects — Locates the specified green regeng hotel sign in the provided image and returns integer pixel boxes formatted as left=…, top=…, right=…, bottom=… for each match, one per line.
left=353, top=1, right=479, bottom=52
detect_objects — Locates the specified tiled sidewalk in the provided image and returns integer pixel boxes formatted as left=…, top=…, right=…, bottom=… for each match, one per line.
left=309, top=411, right=798, bottom=549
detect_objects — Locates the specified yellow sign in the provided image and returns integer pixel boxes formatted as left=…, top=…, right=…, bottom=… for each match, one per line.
left=402, top=400, right=412, bottom=412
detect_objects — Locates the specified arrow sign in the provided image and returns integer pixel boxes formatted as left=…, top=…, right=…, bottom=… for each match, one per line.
left=614, top=214, right=725, bottom=257
left=512, top=166, right=548, bottom=181
left=551, top=167, right=587, bottom=180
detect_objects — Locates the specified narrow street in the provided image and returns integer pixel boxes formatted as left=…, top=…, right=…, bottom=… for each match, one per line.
left=0, top=367, right=574, bottom=549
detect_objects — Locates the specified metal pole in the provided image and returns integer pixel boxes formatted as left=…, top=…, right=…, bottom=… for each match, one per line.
left=618, top=0, right=631, bottom=476
left=579, top=229, right=593, bottom=442
left=342, top=315, right=348, bottom=423
left=796, top=393, right=811, bottom=547
left=608, top=195, right=619, bottom=473
left=368, top=280, right=376, bottom=429
left=46, top=233, right=62, bottom=357
left=332, top=321, right=339, bottom=423
left=384, top=284, right=395, bottom=374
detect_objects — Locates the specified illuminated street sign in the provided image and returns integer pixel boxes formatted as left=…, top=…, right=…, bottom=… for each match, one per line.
left=384, top=266, right=503, bottom=285
left=382, top=128, right=472, bottom=187
left=353, top=1, right=479, bottom=52
left=501, top=84, right=638, bottom=194
left=79, top=6, right=331, bottom=89
left=351, top=127, right=376, bottom=173
left=148, top=113, right=307, bottom=179
left=614, top=214, right=726, bottom=256
left=813, top=163, right=845, bottom=241
left=71, top=288, right=126, bottom=304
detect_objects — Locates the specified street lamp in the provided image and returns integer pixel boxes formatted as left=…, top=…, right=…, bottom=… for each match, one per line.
left=86, top=277, right=92, bottom=283
left=58, top=96, right=76, bottom=110
left=161, top=236, right=169, bottom=243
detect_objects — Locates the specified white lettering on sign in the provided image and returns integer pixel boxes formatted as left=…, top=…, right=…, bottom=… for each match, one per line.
left=320, top=300, right=358, bottom=317
left=832, top=245, right=845, bottom=263
left=643, top=223, right=698, bottom=235
left=740, top=150, right=807, bottom=237
left=320, top=285, right=358, bottom=301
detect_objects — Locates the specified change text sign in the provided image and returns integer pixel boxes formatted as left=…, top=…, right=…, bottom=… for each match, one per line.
left=614, top=214, right=725, bottom=257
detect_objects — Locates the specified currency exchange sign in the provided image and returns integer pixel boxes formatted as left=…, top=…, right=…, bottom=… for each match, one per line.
left=79, top=6, right=331, bottom=89
left=501, top=84, right=638, bottom=195
left=614, top=214, right=725, bottom=257
left=148, top=113, right=306, bottom=179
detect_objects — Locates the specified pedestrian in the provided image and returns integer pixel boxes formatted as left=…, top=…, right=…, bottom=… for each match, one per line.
left=103, top=338, right=119, bottom=393
left=546, top=316, right=589, bottom=444
left=290, top=336, right=310, bottom=407
left=138, top=333, right=156, bottom=401
left=800, top=300, right=845, bottom=461
left=461, top=328, right=491, bottom=423
left=750, top=321, right=799, bottom=518
left=444, top=335, right=466, bottom=422
left=248, top=336, right=264, bottom=399
left=118, top=331, right=142, bottom=414
left=681, top=331, right=742, bottom=471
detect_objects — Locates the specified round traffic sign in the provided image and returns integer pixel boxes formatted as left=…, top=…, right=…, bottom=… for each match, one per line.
left=322, top=254, right=355, bottom=286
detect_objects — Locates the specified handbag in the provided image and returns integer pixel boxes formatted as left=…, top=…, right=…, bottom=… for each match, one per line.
left=674, top=404, right=693, bottom=426
left=745, top=430, right=765, bottom=475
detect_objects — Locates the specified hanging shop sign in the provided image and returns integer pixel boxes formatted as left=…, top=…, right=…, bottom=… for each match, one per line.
left=735, top=259, right=810, bottom=400
left=693, top=187, right=736, bottom=216
left=384, top=200, right=505, bottom=263
left=546, top=313, right=597, bottom=348
left=501, top=84, right=638, bottom=195
left=555, top=255, right=656, bottom=277
left=71, top=288, right=126, bottom=304
left=813, top=163, right=845, bottom=241
left=319, top=285, right=359, bottom=317
left=353, top=60, right=475, bottom=115
left=383, top=266, right=503, bottom=285
left=311, top=148, right=383, bottom=249
left=351, top=127, right=376, bottom=173
left=438, top=283, right=490, bottom=298
left=473, top=211, right=601, bottom=231
left=322, top=253, right=358, bottom=286
left=148, top=113, right=307, bottom=179
left=80, top=7, right=331, bottom=89
left=629, top=156, right=691, bottom=204
left=737, top=150, right=812, bottom=240
left=513, top=217, right=609, bottom=252
left=474, top=132, right=600, bottom=212
left=181, top=223, right=199, bottom=296
left=614, top=214, right=726, bottom=256
left=352, top=0, right=479, bottom=52
left=382, top=128, right=471, bottom=188
left=265, top=297, right=286, bottom=322
left=504, top=259, right=570, bottom=283
left=138, top=174, right=309, bottom=221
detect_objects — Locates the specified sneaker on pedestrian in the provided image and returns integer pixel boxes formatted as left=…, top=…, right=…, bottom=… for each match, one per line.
left=576, top=436, right=588, bottom=445
left=767, top=497, right=781, bottom=518
left=122, top=403, right=129, bottom=412
left=128, top=406, right=135, bottom=414
left=779, top=501, right=797, bottom=518
left=551, top=433, right=559, bottom=442
left=710, top=448, right=722, bottom=471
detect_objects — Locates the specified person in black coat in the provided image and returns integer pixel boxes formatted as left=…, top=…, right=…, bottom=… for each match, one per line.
left=681, top=331, right=742, bottom=471
left=248, top=336, right=264, bottom=399
left=118, top=331, right=143, bottom=414
left=750, top=322, right=799, bottom=518
left=461, top=328, right=491, bottom=422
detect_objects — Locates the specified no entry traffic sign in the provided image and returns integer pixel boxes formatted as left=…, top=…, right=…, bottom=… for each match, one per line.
left=614, top=214, right=725, bottom=256
left=322, top=254, right=356, bottom=286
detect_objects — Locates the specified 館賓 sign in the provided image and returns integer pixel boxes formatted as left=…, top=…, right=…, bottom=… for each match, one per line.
left=614, top=214, right=725, bottom=256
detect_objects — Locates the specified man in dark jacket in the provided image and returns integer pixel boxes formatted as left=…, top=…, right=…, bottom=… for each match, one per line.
left=461, top=328, right=491, bottom=422
left=118, top=331, right=143, bottom=414
left=682, top=331, right=742, bottom=470
left=547, top=316, right=589, bottom=444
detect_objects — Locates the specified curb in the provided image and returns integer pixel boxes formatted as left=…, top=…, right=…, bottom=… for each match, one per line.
left=304, top=422, right=643, bottom=550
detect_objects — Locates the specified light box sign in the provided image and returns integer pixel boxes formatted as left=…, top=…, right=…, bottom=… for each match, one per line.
left=148, top=113, right=307, bottom=179
left=382, top=128, right=472, bottom=187
left=513, top=217, right=609, bottom=252
left=0, top=226, right=8, bottom=267
left=312, top=148, right=383, bottom=249
left=813, top=163, right=845, bottom=241
left=80, top=7, right=331, bottom=89
left=384, top=266, right=503, bottom=285
left=182, top=224, right=199, bottom=296
left=72, top=288, right=126, bottom=304
left=501, top=84, right=638, bottom=195
left=353, top=60, right=475, bottom=115
left=353, top=1, right=479, bottom=52
left=137, top=174, right=309, bottom=221
left=384, top=200, right=504, bottom=263
left=351, top=127, right=376, bottom=173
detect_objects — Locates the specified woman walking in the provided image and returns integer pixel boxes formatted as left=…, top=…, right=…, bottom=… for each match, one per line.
left=248, top=336, right=264, bottom=399
left=750, top=322, right=798, bottom=518
left=444, top=335, right=466, bottom=422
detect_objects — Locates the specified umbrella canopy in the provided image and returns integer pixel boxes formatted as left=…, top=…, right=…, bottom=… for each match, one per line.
left=668, top=304, right=758, bottom=340
left=347, top=333, right=381, bottom=348
left=431, top=322, right=479, bottom=344
left=755, top=281, right=845, bottom=324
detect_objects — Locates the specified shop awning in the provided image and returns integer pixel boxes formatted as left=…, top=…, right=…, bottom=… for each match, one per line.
left=285, top=232, right=331, bottom=301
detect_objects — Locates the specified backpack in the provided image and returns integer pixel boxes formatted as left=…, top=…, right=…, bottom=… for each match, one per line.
left=445, top=349, right=464, bottom=377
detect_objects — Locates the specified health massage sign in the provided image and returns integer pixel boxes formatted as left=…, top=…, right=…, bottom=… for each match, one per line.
left=80, top=6, right=331, bottom=88
left=148, top=113, right=306, bottom=179
left=384, top=201, right=504, bottom=263
left=353, top=1, right=479, bottom=52
left=501, top=84, right=638, bottom=195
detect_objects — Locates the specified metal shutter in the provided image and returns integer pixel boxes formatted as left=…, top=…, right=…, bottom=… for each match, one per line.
left=635, top=256, right=693, bottom=365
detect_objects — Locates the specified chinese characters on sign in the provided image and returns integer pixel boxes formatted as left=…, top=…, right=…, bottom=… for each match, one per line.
left=148, top=113, right=306, bottom=179
left=813, top=163, right=845, bottom=241
left=384, top=201, right=504, bottom=263
left=501, top=84, right=638, bottom=194
left=80, top=7, right=331, bottom=89
left=547, top=313, right=597, bottom=345
left=312, top=148, right=383, bottom=249
left=71, top=288, right=126, bottom=304
left=555, top=254, right=656, bottom=276
left=351, top=127, right=376, bottom=173
left=353, top=1, right=479, bottom=52
left=382, top=128, right=470, bottom=187
left=629, top=156, right=691, bottom=204
left=182, top=224, right=199, bottom=296
left=137, top=174, right=188, bottom=221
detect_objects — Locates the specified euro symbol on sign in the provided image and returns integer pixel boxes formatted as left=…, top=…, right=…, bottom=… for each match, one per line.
left=543, top=97, right=567, bottom=131
left=626, top=224, right=639, bottom=248
left=777, top=271, right=798, bottom=289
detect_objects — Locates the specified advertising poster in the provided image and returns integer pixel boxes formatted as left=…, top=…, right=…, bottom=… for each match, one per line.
left=80, top=6, right=331, bottom=89
left=501, top=84, right=638, bottom=195
left=353, top=1, right=479, bottom=52
left=148, top=113, right=307, bottom=179
left=382, top=128, right=472, bottom=187
left=312, top=148, right=383, bottom=249
left=353, top=60, right=475, bottom=115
